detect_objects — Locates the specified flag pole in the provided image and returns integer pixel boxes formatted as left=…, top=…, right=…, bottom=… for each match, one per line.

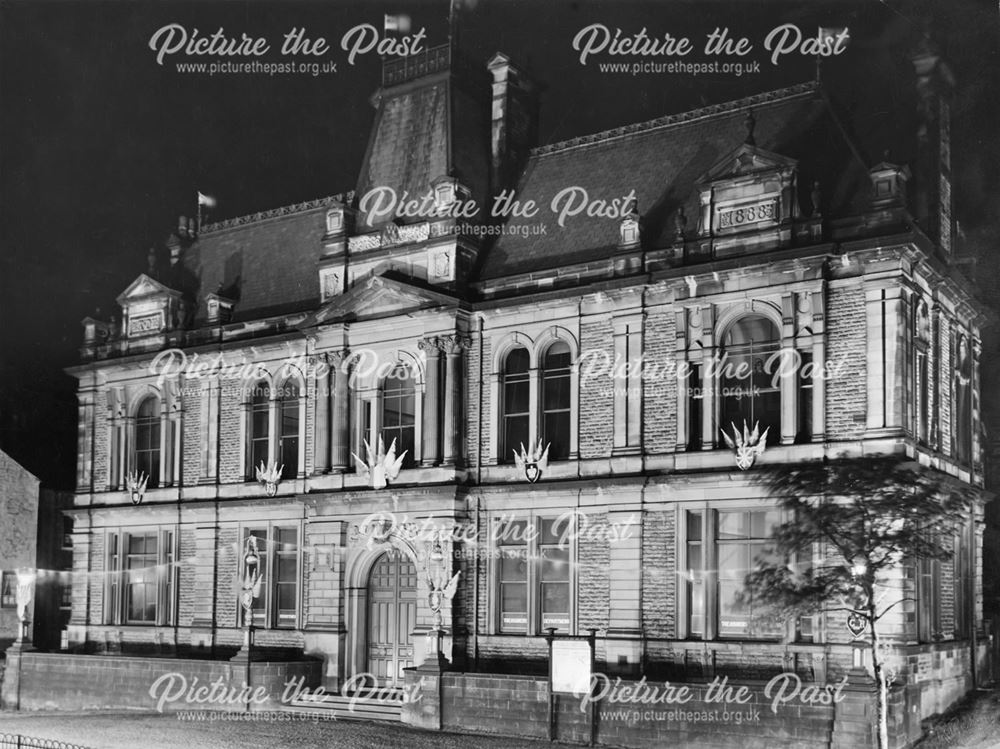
left=197, top=193, right=202, bottom=235
left=449, top=0, right=459, bottom=52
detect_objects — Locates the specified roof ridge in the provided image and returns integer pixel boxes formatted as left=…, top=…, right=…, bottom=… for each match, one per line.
left=200, top=191, right=355, bottom=235
left=531, top=81, right=819, bottom=158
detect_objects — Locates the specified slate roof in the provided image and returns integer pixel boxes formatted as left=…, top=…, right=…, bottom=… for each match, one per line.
left=173, top=81, right=873, bottom=322
left=477, top=82, right=872, bottom=280
left=355, top=53, right=491, bottom=229
left=176, top=201, right=332, bottom=323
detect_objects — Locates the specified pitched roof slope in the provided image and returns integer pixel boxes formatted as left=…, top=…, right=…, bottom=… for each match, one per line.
left=478, top=83, right=871, bottom=280
left=177, top=202, right=330, bottom=323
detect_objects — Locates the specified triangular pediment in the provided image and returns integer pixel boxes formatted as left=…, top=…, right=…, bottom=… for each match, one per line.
left=115, top=273, right=180, bottom=305
left=699, top=143, right=798, bottom=184
left=302, top=274, right=457, bottom=327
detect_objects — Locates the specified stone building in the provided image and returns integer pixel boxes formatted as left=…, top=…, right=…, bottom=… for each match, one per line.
left=57, top=42, right=990, bottom=740
left=0, top=449, right=40, bottom=651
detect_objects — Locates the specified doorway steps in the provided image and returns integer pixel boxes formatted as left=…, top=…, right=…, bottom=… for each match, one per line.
left=285, top=692, right=403, bottom=722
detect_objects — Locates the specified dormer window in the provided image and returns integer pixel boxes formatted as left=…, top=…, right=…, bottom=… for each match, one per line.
left=326, top=207, right=344, bottom=235
left=434, top=181, right=456, bottom=214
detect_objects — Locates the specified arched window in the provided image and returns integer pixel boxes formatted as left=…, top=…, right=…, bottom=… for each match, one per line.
left=382, top=364, right=416, bottom=469
left=541, top=341, right=572, bottom=460
left=500, top=347, right=530, bottom=462
left=720, top=315, right=780, bottom=445
left=247, top=382, right=270, bottom=479
left=278, top=381, right=300, bottom=480
left=134, top=396, right=160, bottom=488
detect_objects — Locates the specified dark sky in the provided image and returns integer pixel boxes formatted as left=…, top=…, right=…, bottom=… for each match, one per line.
left=1, top=0, right=997, bottom=487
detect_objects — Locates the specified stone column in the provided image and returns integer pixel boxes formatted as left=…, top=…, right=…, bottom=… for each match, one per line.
left=329, top=349, right=351, bottom=472
left=441, top=335, right=469, bottom=466
left=419, top=337, right=442, bottom=466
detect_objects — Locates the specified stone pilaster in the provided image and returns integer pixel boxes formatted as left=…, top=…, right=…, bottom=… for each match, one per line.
left=419, top=337, right=442, bottom=466
left=328, top=349, right=351, bottom=472
left=440, top=335, right=470, bottom=466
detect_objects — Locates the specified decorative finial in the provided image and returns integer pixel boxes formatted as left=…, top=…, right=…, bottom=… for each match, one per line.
left=674, top=206, right=687, bottom=240
left=147, top=247, right=157, bottom=276
left=744, top=109, right=756, bottom=146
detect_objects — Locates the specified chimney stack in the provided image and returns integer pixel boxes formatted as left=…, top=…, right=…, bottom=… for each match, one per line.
left=911, top=32, right=955, bottom=256
left=487, top=53, right=540, bottom=197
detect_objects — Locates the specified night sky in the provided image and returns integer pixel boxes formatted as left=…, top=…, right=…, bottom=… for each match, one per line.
left=1, top=0, right=997, bottom=487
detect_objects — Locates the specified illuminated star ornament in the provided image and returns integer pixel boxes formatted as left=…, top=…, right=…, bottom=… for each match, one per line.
left=255, top=459, right=284, bottom=497
left=125, top=470, right=149, bottom=504
left=514, top=439, right=550, bottom=483
left=353, top=436, right=407, bottom=490
left=722, top=420, right=769, bottom=470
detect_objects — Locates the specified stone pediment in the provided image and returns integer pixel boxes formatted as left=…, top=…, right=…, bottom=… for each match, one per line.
left=698, top=143, right=798, bottom=185
left=302, top=274, right=456, bottom=326
left=115, top=274, right=185, bottom=339
left=115, top=273, right=181, bottom=305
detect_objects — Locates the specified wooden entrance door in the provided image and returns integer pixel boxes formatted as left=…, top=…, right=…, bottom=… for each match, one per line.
left=367, top=549, right=417, bottom=687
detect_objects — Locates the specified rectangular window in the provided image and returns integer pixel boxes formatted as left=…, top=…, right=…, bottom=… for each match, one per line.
left=717, top=510, right=781, bottom=639
left=917, top=555, right=941, bottom=642
left=247, top=398, right=270, bottom=480
left=106, top=529, right=175, bottom=626
left=164, top=530, right=175, bottom=626
left=539, top=519, right=570, bottom=632
left=686, top=511, right=704, bottom=637
left=916, top=352, right=929, bottom=445
left=495, top=517, right=575, bottom=635
left=242, top=525, right=299, bottom=629
left=687, top=364, right=703, bottom=451
left=126, top=532, right=158, bottom=623
left=0, top=572, right=15, bottom=608
left=107, top=532, right=120, bottom=623
left=796, top=352, right=813, bottom=443
left=275, top=527, right=298, bottom=627
left=279, top=397, right=299, bottom=480
left=498, top=520, right=528, bottom=633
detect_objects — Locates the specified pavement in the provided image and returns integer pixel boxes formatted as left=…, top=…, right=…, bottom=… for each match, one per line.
left=0, top=711, right=549, bottom=749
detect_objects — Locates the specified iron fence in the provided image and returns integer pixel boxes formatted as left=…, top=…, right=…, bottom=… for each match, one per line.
left=0, top=735, right=93, bottom=749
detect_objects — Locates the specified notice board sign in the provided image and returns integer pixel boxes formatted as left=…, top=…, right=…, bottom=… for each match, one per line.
left=551, top=639, right=592, bottom=694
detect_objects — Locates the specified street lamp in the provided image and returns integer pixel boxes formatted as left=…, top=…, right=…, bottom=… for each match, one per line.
left=14, top=567, right=35, bottom=645
left=240, top=536, right=263, bottom=648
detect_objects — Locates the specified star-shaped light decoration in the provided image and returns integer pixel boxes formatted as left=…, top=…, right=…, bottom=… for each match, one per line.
left=255, top=459, right=284, bottom=497
left=513, top=439, right=550, bottom=483
left=352, top=436, right=407, bottom=490
left=722, top=420, right=770, bottom=471
left=125, top=470, right=149, bottom=505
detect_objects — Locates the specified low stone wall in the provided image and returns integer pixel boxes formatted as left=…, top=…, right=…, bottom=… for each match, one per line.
left=401, top=667, right=932, bottom=749
left=3, top=651, right=321, bottom=712
left=407, top=670, right=840, bottom=748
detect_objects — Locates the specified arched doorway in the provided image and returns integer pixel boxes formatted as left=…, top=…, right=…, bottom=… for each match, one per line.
left=366, top=548, right=417, bottom=687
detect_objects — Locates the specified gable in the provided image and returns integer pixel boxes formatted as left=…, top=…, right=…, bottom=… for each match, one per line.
left=115, top=273, right=179, bottom=305
left=302, top=274, right=457, bottom=326
left=698, top=143, right=798, bottom=184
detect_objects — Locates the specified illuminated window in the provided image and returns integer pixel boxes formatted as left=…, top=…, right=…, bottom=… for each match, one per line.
left=541, top=342, right=572, bottom=461
left=381, top=365, right=416, bottom=469
left=134, top=397, right=160, bottom=488
left=500, top=348, right=530, bottom=463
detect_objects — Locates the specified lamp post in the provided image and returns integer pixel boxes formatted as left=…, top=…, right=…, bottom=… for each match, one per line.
left=234, top=535, right=263, bottom=712
left=240, top=536, right=262, bottom=650
left=14, top=567, right=35, bottom=647
left=847, top=557, right=869, bottom=670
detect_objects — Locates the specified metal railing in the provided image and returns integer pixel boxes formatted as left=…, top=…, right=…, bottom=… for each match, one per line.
left=0, top=735, right=93, bottom=749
